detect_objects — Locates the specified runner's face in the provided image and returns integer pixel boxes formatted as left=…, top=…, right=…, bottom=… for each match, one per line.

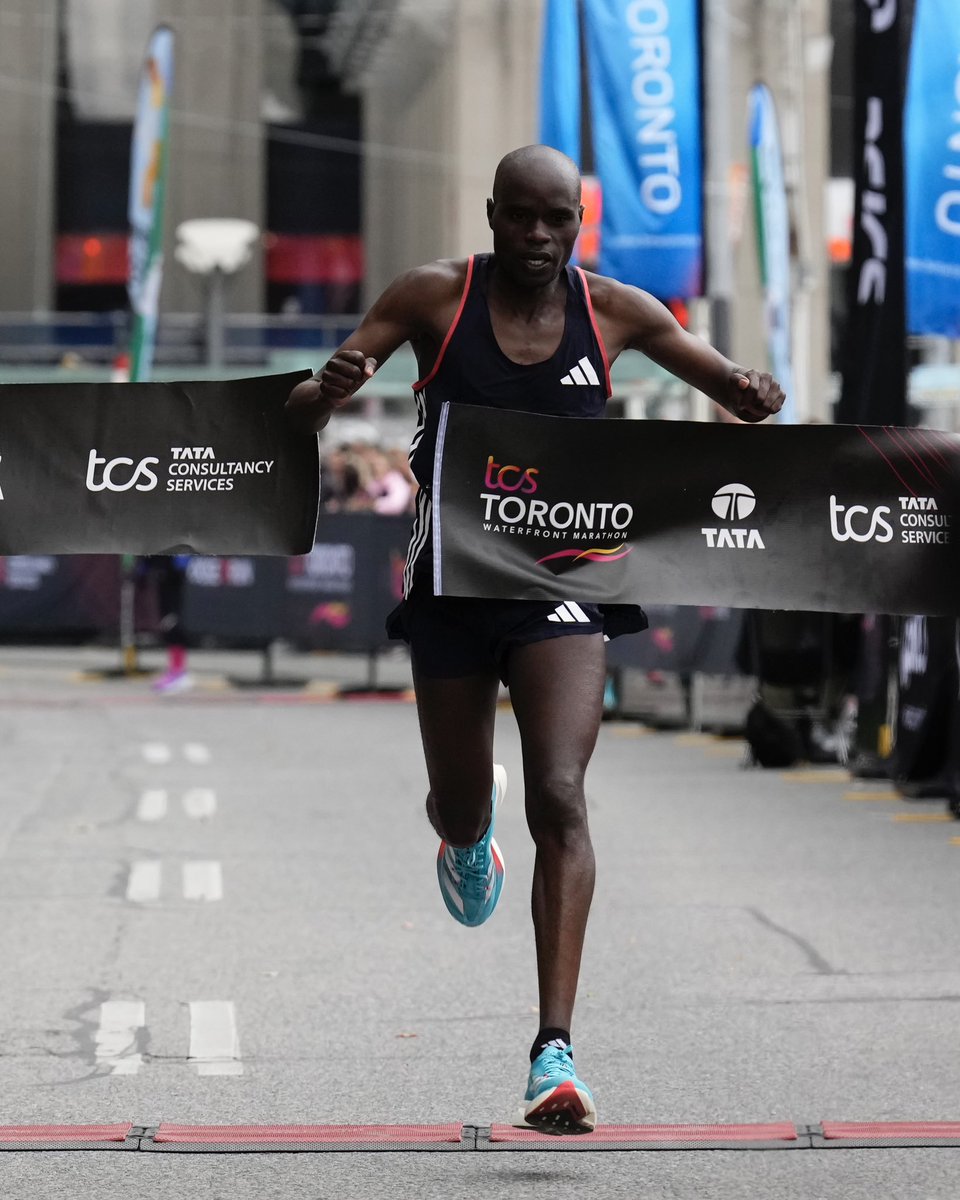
left=487, top=168, right=583, bottom=289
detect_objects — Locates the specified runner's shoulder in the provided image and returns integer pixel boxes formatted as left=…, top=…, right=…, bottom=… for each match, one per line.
left=380, top=258, right=470, bottom=314
left=579, top=270, right=669, bottom=343
left=579, top=270, right=656, bottom=316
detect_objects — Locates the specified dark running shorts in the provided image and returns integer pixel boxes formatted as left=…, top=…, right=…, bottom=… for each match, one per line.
left=386, top=579, right=647, bottom=683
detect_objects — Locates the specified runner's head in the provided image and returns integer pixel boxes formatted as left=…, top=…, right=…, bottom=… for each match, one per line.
left=487, top=145, right=584, bottom=289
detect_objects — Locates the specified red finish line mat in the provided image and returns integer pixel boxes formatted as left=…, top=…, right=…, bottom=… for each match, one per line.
left=148, top=1123, right=470, bottom=1152
left=480, top=1123, right=804, bottom=1151
left=815, top=1121, right=960, bottom=1148
left=3, top=1121, right=960, bottom=1153
left=0, top=1124, right=140, bottom=1151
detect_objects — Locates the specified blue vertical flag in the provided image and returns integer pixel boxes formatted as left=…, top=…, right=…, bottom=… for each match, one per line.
left=585, top=0, right=702, bottom=298
left=540, top=0, right=703, bottom=299
left=540, top=0, right=582, bottom=165
left=905, top=0, right=960, bottom=337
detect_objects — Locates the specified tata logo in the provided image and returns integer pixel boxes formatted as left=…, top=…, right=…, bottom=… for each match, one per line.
left=711, top=483, right=756, bottom=522
left=701, top=482, right=764, bottom=550
left=829, top=496, right=893, bottom=543
left=86, top=450, right=160, bottom=493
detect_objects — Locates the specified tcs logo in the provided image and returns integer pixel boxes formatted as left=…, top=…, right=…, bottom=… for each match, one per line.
left=829, top=495, right=893, bottom=543
left=484, top=456, right=539, bottom=494
left=86, top=450, right=160, bottom=493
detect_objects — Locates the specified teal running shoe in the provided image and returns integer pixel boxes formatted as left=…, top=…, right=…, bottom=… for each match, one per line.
left=517, top=1043, right=597, bottom=1135
left=436, top=764, right=506, bottom=927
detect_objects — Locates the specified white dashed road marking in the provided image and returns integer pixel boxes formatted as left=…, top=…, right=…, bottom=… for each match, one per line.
left=184, top=743, right=211, bottom=765
left=95, top=1001, right=145, bottom=1075
left=136, top=789, right=168, bottom=822
left=182, top=788, right=217, bottom=820
left=126, top=861, right=162, bottom=902
left=189, top=1001, right=243, bottom=1075
left=142, top=743, right=171, bottom=765
left=183, top=861, right=223, bottom=901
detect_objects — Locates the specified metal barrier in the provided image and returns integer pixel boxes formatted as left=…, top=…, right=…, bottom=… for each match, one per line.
left=0, top=311, right=359, bottom=367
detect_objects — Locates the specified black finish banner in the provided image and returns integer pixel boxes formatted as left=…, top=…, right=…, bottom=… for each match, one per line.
left=836, top=0, right=907, bottom=425
left=433, top=406, right=960, bottom=617
left=0, top=372, right=319, bottom=555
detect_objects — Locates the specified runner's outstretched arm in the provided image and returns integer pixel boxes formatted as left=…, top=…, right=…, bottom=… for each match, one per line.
left=591, top=277, right=786, bottom=422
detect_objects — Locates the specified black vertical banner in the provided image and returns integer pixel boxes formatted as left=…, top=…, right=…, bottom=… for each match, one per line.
left=837, top=0, right=907, bottom=426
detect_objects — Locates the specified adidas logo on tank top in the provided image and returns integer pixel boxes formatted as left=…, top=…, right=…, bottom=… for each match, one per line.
left=560, top=356, right=600, bottom=386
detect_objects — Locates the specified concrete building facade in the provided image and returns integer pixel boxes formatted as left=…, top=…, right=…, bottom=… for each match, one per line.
left=0, top=2, right=58, bottom=313
left=0, top=0, right=265, bottom=316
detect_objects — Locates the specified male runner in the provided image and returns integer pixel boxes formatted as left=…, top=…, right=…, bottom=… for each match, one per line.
left=287, top=145, right=784, bottom=1134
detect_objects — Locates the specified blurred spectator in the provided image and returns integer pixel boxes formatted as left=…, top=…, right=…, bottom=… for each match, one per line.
left=320, top=441, right=416, bottom=514
left=138, top=555, right=192, bottom=694
left=364, top=446, right=413, bottom=514
left=318, top=444, right=349, bottom=508
left=319, top=443, right=368, bottom=510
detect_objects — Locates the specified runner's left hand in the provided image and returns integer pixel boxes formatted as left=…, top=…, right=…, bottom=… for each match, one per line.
left=727, top=369, right=784, bottom=422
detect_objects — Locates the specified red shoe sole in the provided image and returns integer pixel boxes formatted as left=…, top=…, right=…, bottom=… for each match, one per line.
left=524, top=1081, right=596, bottom=1136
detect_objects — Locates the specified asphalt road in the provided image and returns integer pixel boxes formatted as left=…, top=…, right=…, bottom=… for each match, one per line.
left=1, top=645, right=959, bottom=1199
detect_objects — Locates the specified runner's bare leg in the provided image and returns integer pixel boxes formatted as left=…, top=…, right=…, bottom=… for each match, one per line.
left=506, top=634, right=606, bottom=1031
left=412, top=665, right=502, bottom=847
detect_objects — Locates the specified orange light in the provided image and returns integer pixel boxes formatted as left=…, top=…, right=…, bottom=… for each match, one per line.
left=577, top=175, right=603, bottom=270
left=83, top=237, right=103, bottom=257
left=667, top=299, right=689, bottom=329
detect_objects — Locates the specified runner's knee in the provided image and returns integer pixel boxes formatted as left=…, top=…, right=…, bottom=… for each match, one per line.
left=525, top=774, right=589, bottom=846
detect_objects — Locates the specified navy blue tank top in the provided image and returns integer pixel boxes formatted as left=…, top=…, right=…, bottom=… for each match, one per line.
left=402, top=253, right=611, bottom=595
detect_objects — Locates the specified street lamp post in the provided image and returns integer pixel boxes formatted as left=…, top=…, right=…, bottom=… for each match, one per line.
left=174, top=218, right=260, bottom=370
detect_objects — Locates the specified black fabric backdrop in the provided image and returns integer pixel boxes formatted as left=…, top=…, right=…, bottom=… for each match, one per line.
left=605, top=605, right=744, bottom=675
left=433, top=406, right=960, bottom=616
left=0, top=372, right=319, bottom=555
left=0, top=555, right=120, bottom=634
left=836, top=0, right=907, bottom=424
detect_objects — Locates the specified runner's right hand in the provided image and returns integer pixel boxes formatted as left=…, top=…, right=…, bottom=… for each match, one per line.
left=313, top=350, right=378, bottom=407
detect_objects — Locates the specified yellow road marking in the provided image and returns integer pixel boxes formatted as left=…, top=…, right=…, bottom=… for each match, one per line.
left=892, top=812, right=953, bottom=823
left=843, top=791, right=899, bottom=801
left=609, top=726, right=651, bottom=737
left=674, top=733, right=713, bottom=746
left=951, top=837, right=960, bottom=846
left=781, top=769, right=850, bottom=784
left=707, top=744, right=746, bottom=757
left=303, top=680, right=340, bottom=697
